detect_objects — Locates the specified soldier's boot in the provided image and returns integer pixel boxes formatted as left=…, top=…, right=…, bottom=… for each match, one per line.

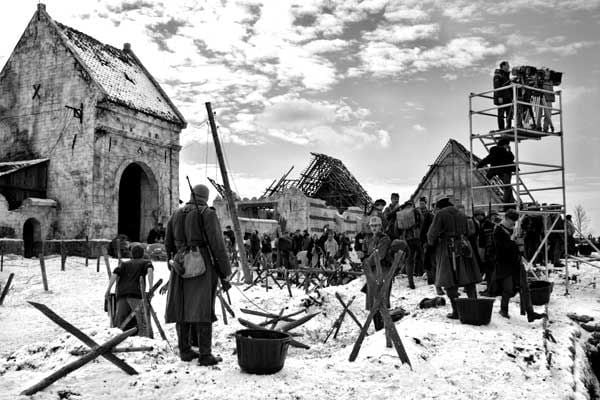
left=446, top=298, right=459, bottom=319
left=197, top=325, right=222, bottom=366
left=176, top=323, right=198, bottom=362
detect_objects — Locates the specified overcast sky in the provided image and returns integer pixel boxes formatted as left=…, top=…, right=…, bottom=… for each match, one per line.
left=2, top=1, right=600, bottom=232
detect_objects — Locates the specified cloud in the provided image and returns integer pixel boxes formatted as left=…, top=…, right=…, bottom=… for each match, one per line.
left=107, top=1, right=154, bottom=14
left=350, top=37, right=506, bottom=78
left=413, top=124, right=427, bottom=132
left=251, top=95, right=391, bottom=149
left=384, top=7, right=429, bottom=22
left=304, top=39, right=352, bottom=54
left=364, top=23, right=440, bottom=43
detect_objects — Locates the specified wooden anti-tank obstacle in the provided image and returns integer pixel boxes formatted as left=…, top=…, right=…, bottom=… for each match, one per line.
left=348, top=250, right=411, bottom=367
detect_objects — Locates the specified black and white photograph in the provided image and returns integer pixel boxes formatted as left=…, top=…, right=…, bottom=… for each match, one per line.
left=0, top=1, right=599, bottom=399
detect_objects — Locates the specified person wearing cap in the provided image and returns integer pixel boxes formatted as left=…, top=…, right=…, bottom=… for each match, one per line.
left=383, top=193, right=401, bottom=239
left=492, top=209, right=545, bottom=322
left=476, top=138, right=516, bottom=211
left=164, top=184, right=232, bottom=366
left=363, top=215, right=392, bottom=331
left=427, top=194, right=481, bottom=319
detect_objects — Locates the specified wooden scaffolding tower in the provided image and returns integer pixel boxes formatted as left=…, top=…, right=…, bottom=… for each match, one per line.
left=469, top=80, right=572, bottom=292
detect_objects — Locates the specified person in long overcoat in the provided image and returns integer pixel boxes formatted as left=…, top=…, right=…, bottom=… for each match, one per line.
left=493, top=209, right=546, bottom=322
left=363, top=215, right=391, bottom=331
left=164, top=184, right=231, bottom=366
left=427, top=195, right=481, bottom=319
left=492, top=210, right=521, bottom=318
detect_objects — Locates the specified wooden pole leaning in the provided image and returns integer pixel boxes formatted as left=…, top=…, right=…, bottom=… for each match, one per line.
left=205, top=101, right=252, bottom=284
left=0, top=273, right=15, bottom=305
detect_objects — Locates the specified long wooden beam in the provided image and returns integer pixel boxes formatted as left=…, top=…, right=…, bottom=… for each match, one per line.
left=206, top=102, right=252, bottom=284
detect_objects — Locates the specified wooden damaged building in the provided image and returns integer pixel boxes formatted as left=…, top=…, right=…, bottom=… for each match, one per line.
left=410, top=139, right=502, bottom=212
left=0, top=4, right=185, bottom=249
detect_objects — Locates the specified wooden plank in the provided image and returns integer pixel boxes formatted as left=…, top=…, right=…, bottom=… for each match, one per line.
left=27, top=302, right=137, bottom=375
left=70, top=346, right=153, bottom=356
left=20, top=328, right=137, bottom=396
left=237, top=318, right=309, bottom=349
left=139, top=277, right=152, bottom=338
left=0, top=273, right=15, bottom=305
left=279, top=312, right=320, bottom=332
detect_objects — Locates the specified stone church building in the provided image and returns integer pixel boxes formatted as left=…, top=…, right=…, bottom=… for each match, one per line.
left=0, top=4, right=185, bottom=245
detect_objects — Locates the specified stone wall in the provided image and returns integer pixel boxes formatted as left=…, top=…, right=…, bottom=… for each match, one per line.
left=0, top=195, right=57, bottom=240
left=0, top=8, right=98, bottom=238
left=0, top=7, right=182, bottom=241
left=213, top=188, right=366, bottom=238
left=91, top=103, right=181, bottom=240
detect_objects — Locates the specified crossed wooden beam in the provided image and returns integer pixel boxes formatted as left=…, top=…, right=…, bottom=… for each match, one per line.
left=323, top=292, right=364, bottom=343
left=237, top=307, right=319, bottom=350
left=348, top=250, right=411, bottom=367
left=21, top=301, right=141, bottom=396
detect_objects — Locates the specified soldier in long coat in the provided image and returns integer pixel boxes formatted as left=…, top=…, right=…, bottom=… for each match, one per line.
left=165, top=184, right=231, bottom=366
left=427, top=195, right=481, bottom=319
left=363, top=215, right=391, bottom=331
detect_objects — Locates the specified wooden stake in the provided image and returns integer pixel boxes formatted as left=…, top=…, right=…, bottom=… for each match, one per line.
left=1, top=242, right=4, bottom=272
left=139, top=277, right=152, bottom=338
left=0, top=273, right=15, bottom=305
left=148, top=304, right=168, bottom=341
left=102, top=247, right=111, bottom=279
left=20, top=328, right=137, bottom=396
left=60, top=241, right=66, bottom=271
left=205, top=102, right=252, bottom=284
left=119, top=280, right=162, bottom=330
left=85, top=236, right=89, bottom=266
left=96, top=256, right=101, bottom=273
left=39, top=254, right=48, bottom=291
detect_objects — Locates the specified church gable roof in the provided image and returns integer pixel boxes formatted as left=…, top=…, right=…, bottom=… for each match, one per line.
left=54, top=22, right=186, bottom=127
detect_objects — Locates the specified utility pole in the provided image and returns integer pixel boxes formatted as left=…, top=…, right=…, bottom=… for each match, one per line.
left=205, top=102, right=252, bottom=283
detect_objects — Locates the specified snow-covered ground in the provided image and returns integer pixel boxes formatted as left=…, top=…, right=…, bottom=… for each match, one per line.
left=0, top=254, right=599, bottom=400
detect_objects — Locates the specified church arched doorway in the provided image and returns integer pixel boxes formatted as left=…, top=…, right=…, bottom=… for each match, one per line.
left=117, top=163, right=158, bottom=242
left=23, top=218, right=41, bottom=258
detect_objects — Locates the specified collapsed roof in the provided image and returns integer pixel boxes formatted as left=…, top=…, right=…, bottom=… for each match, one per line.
left=263, top=153, right=372, bottom=211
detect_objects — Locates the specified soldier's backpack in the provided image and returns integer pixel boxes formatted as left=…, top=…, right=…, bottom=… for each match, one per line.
left=397, top=207, right=417, bottom=230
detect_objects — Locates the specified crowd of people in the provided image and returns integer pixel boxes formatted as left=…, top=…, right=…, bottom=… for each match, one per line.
left=106, top=183, right=573, bottom=367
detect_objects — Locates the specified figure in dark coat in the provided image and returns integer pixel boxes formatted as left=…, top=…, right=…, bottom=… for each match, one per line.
left=427, top=195, right=481, bottom=319
left=492, top=209, right=546, bottom=322
left=477, top=138, right=516, bottom=210
left=362, top=215, right=391, bottom=331
left=165, top=184, right=231, bottom=366
left=493, top=61, right=513, bottom=130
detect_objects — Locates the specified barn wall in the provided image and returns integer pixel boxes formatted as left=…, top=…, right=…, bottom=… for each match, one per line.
left=412, top=146, right=501, bottom=214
